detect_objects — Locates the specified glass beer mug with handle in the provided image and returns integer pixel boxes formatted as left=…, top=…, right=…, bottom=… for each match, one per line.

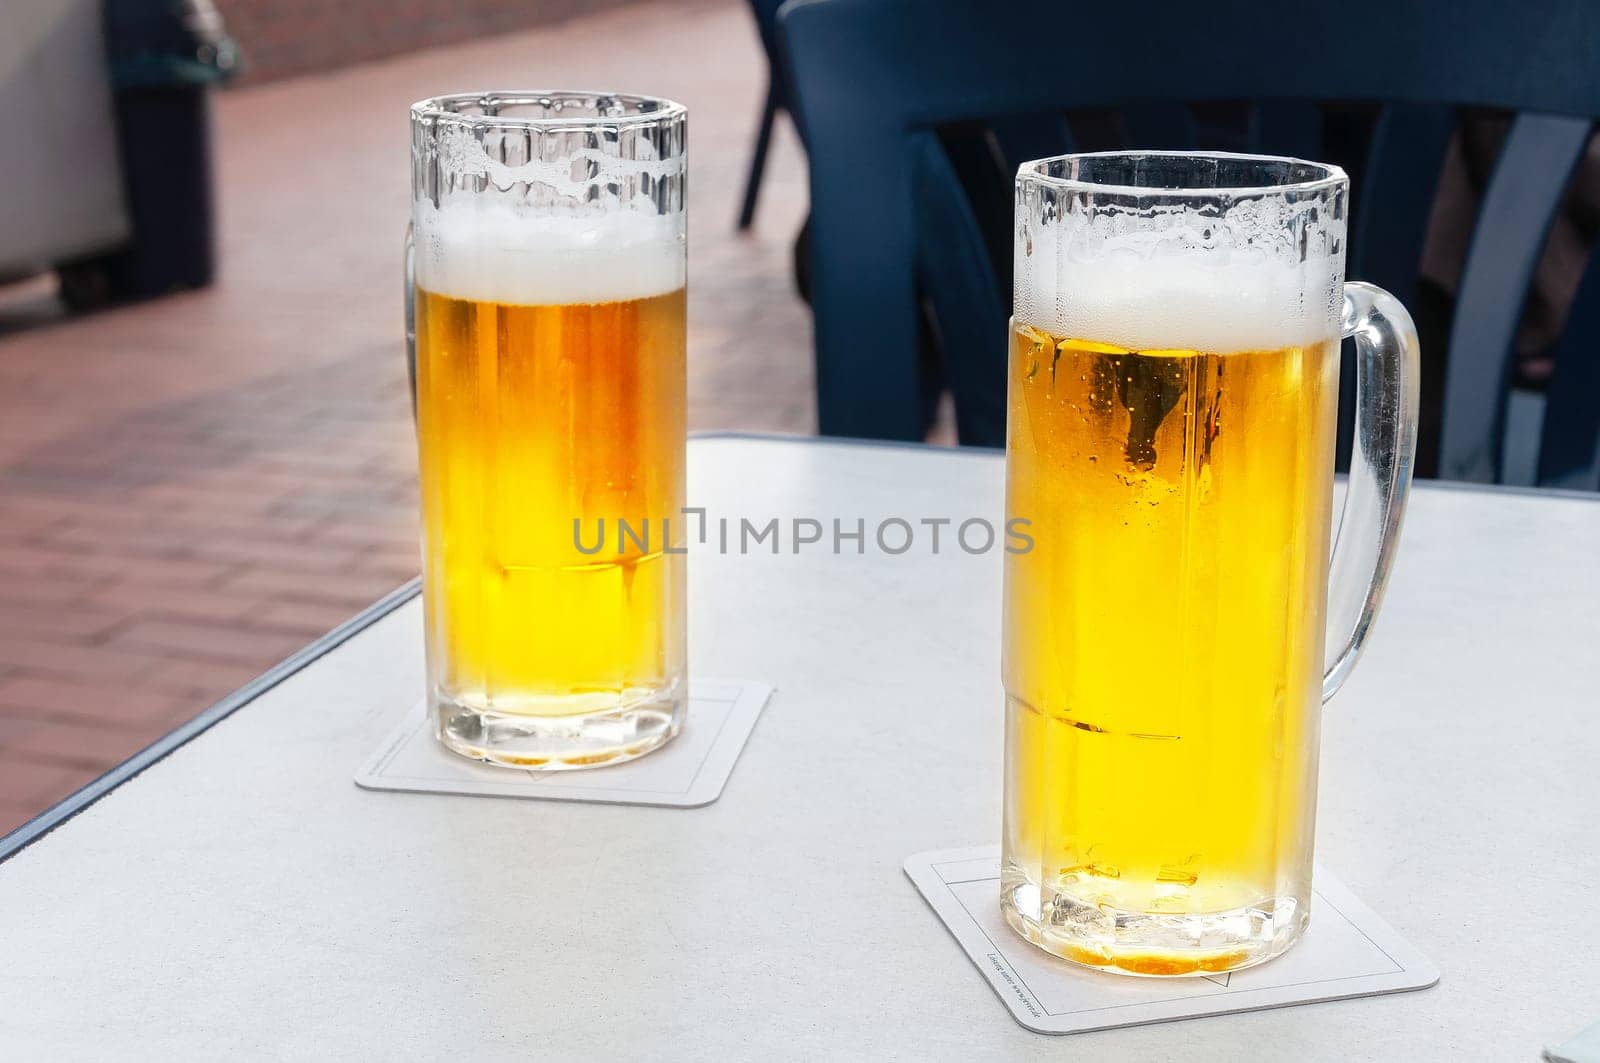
left=1002, top=152, right=1419, bottom=976
left=407, top=93, right=688, bottom=769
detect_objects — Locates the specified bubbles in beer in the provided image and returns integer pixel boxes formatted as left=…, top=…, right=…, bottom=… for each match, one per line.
left=1002, top=305, right=1340, bottom=973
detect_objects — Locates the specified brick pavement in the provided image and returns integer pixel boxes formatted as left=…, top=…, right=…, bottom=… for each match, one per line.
left=214, top=0, right=641, bottom=85
left=0, top=0, right=813, bottom=835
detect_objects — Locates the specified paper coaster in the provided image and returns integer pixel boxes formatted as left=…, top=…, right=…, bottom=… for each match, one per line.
left=1546, top=1016, right=1600, bottom=1063
left=905, top=845, right=1438, bottom=1035
left=355, top=679, right=773, bottom=808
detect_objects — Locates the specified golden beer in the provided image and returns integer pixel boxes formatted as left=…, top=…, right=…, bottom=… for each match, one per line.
left=1003, top=151, right=1420, bottom=977
left=1002, top=323, right=1339, bottom=974
left=409, top=91, right=688, bottom=768
left=415, top=285, right=686, bottom=761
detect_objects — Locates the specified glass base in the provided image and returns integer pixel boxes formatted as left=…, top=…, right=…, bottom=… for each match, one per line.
left=1000, top=875, right=1308, bottom=977
left=432, top=683, right=683, bottom=770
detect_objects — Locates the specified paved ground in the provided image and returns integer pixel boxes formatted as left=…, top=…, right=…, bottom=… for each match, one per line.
left=0, top=0, right=812, bottom=835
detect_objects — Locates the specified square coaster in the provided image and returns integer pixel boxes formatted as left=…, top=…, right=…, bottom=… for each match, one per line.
left=1545, top=1016, right=1600, bottom=1063
left=355, top=679, right=773, bottom=808
left=905, top=845, right=1439, bottom=1035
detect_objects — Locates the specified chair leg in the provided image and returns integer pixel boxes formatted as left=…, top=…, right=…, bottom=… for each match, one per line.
left=737, top=76, right=780, bottom=231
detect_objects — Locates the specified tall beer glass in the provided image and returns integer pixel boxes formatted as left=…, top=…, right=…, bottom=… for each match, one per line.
left=409, top=92, right=687, bottom=768
left=1003, top=152, right=1419, bottom=975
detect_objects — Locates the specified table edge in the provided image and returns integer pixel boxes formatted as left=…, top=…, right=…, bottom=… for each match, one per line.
left=0, top=581, right=422, bottom=866
left=3, top=433, right=1591, bottom=865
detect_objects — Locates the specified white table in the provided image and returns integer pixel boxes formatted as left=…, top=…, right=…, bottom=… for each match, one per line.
left=2, top=436, right=1597, bottom=1061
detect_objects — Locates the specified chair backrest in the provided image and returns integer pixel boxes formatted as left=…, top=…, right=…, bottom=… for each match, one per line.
left=779, top=0, right=1600, bottom=489
left=746, top=0, right=787, bottom=62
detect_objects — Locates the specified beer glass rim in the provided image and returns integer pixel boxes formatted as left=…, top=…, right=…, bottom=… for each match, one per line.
left=1018, top=150, right=1347, bottom=199
left=410, top=90, right=687, bottom=130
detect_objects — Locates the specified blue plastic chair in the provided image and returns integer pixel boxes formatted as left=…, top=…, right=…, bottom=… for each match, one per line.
left=737, top=0, right=790, bottom=230
left=778, top=0, right=1600, bottom=490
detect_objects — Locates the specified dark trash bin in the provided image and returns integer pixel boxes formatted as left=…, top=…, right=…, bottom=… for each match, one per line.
left=60, top=0, right=238, bottom=307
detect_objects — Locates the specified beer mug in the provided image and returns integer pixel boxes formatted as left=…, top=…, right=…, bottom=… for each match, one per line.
left=1002, top=152, right=1419, bottom=975
left=407, top=93, right=688, bottom=768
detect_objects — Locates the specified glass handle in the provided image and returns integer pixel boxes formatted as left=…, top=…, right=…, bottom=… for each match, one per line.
left=404, top=222, right=418, bottom=418
left=1323, top=282, right=1421, bottom=701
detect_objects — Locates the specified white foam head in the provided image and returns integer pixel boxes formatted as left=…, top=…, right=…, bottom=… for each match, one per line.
left=1015, top=200, right=1344, bottom=353
left=415, top=203, right=685, bottom=306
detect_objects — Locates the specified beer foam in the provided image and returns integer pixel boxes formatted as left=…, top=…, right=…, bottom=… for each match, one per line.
left=415, top=204, right=685, bottom=306
left=1016, top=231, right=1343, bottom=353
